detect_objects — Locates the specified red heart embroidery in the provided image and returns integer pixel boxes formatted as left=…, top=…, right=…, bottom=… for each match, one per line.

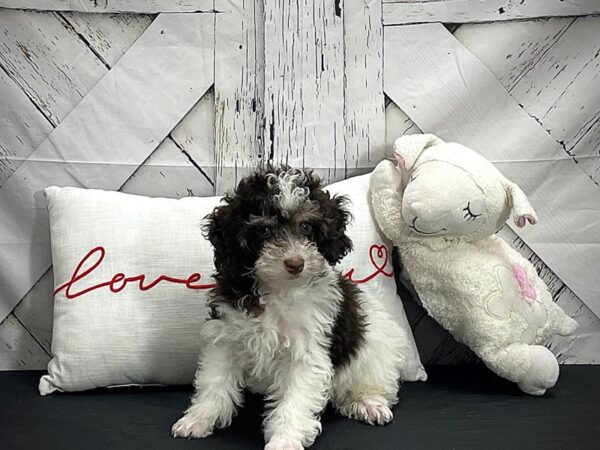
left=344, top=244, right=393, bottom=284
left=370, top=244, right=389, bottom=272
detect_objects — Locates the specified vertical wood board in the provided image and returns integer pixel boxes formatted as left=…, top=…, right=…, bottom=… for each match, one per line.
left=344, top=0, right=385, bottom=171
left=214, top=0, right=264, bottom=194
left=263, top=0, right=345, bottom=183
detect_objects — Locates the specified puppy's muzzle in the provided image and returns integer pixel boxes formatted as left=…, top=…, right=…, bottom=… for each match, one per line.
left=284, top=256, right=304, bottom=275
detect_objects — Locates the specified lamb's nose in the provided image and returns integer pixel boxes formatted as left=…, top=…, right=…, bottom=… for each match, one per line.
left=284, top=256, right=304, bottom=274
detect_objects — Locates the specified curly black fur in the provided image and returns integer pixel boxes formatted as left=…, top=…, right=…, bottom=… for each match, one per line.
left=203, top=166, right=353, bottom=315
left=328, top=275, right=367, bottom=368
left=203, top=166, right=366, bottom=368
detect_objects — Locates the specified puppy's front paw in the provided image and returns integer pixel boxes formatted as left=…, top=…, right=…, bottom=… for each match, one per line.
left=264, top=435, right=304, bottom=450
left=342, top=396, right=393, bottom=426
left=361, top=398, right=393, bottom=425
left=171, top=414, right=214, bottom=439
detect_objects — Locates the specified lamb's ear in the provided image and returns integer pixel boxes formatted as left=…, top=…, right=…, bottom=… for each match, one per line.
left=505, top=181, right=538, bottom=228
left=393, top=133, right=444, bottom=171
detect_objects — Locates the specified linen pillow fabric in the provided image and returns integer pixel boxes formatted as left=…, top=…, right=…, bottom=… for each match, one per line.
left=40, top=187, right=219, bottom=395
left=41, top=175, right=425, bottom=395
left=326, top=175, right=427, bottom=382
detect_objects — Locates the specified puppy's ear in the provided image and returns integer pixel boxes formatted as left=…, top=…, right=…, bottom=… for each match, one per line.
left=203, top=198, right=240, bottom=273
left=318, top=193, right=353, bottom=265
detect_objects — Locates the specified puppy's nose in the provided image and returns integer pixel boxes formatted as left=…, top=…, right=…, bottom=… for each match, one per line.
left=284, top=256, right=304, bottom=275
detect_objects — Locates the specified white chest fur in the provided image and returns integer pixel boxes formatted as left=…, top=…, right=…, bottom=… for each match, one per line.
left=208, top=275, right=343, bottom=392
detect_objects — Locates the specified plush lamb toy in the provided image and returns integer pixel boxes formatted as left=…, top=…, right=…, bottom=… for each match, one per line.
left=369, top=133, right=577, bottom=395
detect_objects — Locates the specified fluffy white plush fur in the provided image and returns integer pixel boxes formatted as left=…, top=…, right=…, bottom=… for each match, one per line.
left=369, top=134, right=577, bottom=396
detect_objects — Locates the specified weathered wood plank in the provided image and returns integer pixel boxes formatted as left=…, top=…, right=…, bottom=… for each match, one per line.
left=385, top=99, right=421, bottom=151
left=12, top=269, right=54, bottom=352
left=120, top=136, right=215, bottom=198
left=571, top=121, right=600, bottom=183
left=0, top=10, right=153, bottom=182
left=551, top=287, right=600, bottom=364
left=0, top=9, right=108, bottom=126
left=0, top=67, right=53, bottom=186
left=0, top=0, right=213, bottom=13
left=456, top=17, right=600, bottom=185
left=453, top=18, right=574, bottom=92
left=0, top=313, right=50, bottom=370
left=384, top=23, right=600, bottom=318
left=0, top=13, right=214, bottom=321
left=170, top=87, right=216, bottom=186
left=263, top=0, right=345, bottom=185
left=344, top=0, right=385, bottom=173
left=59, top=10, right=154, bottom=67
left=214, top=0, right=264, bottom=194
left=383, top=0, right=600, bottom=25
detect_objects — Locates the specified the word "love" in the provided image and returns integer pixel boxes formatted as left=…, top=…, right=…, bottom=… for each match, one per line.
left=53, top=246, right=216, bottom=299
left=54, top=244, right=394, bottom=300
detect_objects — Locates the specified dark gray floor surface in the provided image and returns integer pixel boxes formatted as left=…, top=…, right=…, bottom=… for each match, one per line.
left=1, top=366, right=598, bottom=449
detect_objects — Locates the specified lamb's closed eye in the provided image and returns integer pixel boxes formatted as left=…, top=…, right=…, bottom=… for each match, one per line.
left=463, top=202, right=481, bottom=221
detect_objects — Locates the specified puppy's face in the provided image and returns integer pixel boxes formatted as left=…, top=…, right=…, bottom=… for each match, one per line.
left=205, top=167, right=352, bottom=293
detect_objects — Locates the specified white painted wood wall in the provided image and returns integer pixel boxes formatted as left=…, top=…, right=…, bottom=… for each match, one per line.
left=0, top=0, right=599, bottom=369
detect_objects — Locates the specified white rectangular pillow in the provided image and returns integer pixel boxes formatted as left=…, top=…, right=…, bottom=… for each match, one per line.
left=325, top=175, right=426, bottom=382
left=40, top=174, right=426, bottom=395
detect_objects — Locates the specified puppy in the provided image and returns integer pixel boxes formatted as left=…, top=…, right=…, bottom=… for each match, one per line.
left=172, top=167, right=408, bottom=449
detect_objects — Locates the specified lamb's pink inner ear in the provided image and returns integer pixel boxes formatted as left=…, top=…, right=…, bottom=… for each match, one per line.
left=394, top=152, right=406, bottom=170
left=516, top=214, right=537, bottom=228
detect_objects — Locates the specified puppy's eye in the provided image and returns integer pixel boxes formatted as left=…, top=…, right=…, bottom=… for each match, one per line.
left=258, top=226, right=271, bottom=238
left=300, top=222, right=313, bottom=235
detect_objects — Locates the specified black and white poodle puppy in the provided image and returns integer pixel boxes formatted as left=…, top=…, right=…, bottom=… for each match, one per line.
left=172, top=167, right=408, bottom=449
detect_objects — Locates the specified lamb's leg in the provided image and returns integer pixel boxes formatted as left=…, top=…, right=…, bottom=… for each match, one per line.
left=172, top=341, right=244, bottom=439
left=544, top=300, right=578, bottom=336
left=479, top=343, right=559, bottom=396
